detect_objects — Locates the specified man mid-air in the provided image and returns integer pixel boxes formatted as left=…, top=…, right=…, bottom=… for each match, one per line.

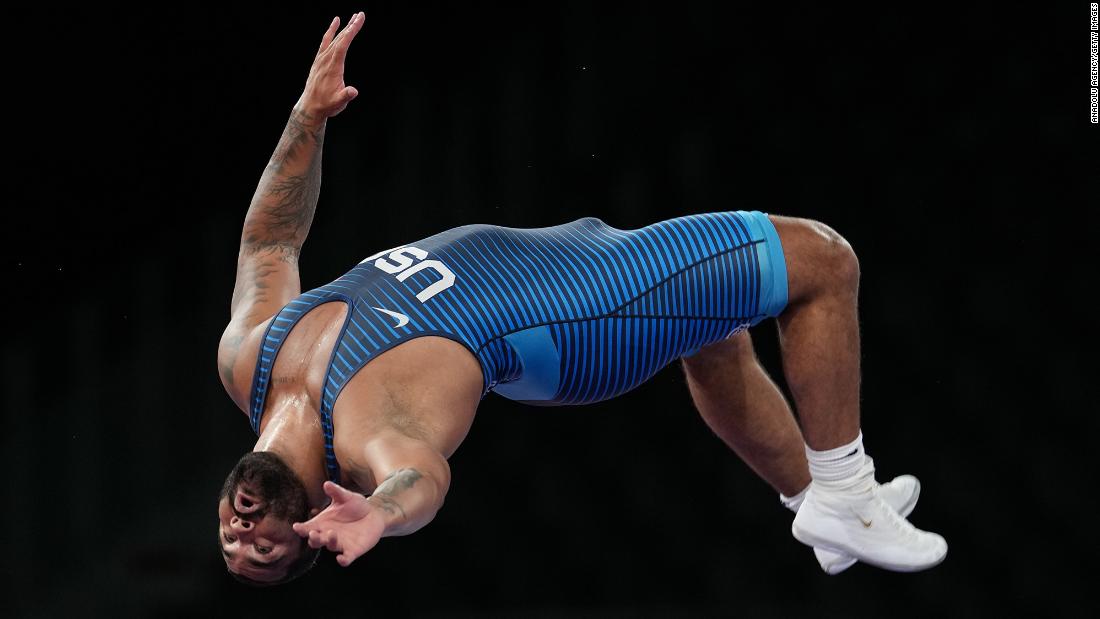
left=216, top=12, right=947, bottom=585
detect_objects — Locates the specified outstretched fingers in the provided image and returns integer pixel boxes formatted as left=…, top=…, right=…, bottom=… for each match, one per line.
left=331, top=11, right=365, bottom=63
left=317, top=16, right=340, bottom=55
left=292, top=512, right=329, bottom=538
left=323, top=480, right=357, bottom=503
left=306, top=528, right=321, bottom=547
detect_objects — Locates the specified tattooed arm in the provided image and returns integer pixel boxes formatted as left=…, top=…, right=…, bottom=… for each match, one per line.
left=291, top=430, right=451, bottom=566
left=217, top=13, right=366, bottom=402
left=358, top=434, right=451, bottom=537
left=227, top=106, right=322, bottom=324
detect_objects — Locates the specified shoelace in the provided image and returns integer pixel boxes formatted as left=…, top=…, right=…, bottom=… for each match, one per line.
left=868, top=491, right=920, bottom=543
left=812, top=458, right=933, bottom=551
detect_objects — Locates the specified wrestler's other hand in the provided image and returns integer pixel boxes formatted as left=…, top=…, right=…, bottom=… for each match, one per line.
left=295, top=12, right=366, bottom=120
left=292, top=480, right=385, bottom=567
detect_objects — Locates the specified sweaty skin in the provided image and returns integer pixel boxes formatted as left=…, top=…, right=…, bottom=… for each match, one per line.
left=222, top=299, right=485, bottom=565
left=216, top=12, right=483, bottom=573
left=216, top=10, right=905, bottom=579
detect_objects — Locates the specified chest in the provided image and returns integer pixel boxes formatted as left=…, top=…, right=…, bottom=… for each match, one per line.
left=240, top=301, right=350, bottom=416
left=241, top=300, right=484, bottom=455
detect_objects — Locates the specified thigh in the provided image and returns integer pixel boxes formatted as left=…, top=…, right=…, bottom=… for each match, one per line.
left=548, top=313, right=749, bottom=406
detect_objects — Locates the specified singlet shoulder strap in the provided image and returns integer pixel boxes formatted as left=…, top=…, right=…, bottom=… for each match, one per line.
left=248, top=290, right=348, bottom=434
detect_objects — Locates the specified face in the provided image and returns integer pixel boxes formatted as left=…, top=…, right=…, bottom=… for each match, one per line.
left=217, top=489, right=300, bottom=582
left=216, top=452, right=312, bottom=583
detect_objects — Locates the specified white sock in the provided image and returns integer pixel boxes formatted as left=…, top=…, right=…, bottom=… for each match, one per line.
left=780, top=484, right=810, bottom=513
left=806, top=431, right=873, bottom=494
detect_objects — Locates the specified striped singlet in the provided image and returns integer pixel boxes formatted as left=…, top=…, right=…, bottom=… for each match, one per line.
left=249, top=210, right=789, bottom=481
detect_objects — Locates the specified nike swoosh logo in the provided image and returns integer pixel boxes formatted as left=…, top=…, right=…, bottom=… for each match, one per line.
left=858, top=516, right=873, bottom=528
left=372, top=306, right=410, bottom=328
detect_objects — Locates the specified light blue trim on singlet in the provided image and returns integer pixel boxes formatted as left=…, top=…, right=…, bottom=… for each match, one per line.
left=742, top=210, right=789, bottom=325
left=492, top=325, right=561, bottom=401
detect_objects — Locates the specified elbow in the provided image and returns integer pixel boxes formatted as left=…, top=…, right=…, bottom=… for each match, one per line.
left=430, top=457, right=451, bottom=501
left=380, top=463, right=449, bottom=535
left=400, top=458, right=451, bottom=509
left=423, top=469, right=448, bottom=525
left=383, top=458, right=450, bottom=503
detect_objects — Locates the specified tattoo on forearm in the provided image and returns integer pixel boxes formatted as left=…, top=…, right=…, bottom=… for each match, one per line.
left=270, top=108, right=324, bottom=174
left=368, top=468, right=424, bottom=520
left=368, top=495, right=407, bottom=519
left=241, top=107, right=326, bottom=251
left=261, top=171, right=320, bottom=241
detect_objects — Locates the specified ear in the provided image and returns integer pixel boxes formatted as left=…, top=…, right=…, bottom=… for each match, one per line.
left=308, top=507, right=321, bottom=518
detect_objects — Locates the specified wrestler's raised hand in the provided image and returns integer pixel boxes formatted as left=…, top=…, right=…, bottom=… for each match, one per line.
left=292, top=480, right=385, bottom=567
left=295, top=12, right=366, bottom=120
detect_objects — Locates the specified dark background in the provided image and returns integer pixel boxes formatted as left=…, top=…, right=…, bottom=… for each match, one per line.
left=5, top=1, right=1094, bottom=617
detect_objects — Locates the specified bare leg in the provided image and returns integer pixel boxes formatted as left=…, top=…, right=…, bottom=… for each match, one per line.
left=681, top=331, right=810, bottom=497
left=681, top=214, right=862, bottom=488
left=766, top=215, right=946, bottom=571
left=683, top=214, right=945, bottom=572
left=769, top=215, right=862, bottom=451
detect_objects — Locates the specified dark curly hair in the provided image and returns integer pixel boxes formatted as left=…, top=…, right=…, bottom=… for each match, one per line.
left=219, top=451, right=322, bottom=586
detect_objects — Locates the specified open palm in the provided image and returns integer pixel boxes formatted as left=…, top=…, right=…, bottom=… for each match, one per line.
left=291, top=480, right=386, bottom=567
left=297, top=12, right=366, bottom=119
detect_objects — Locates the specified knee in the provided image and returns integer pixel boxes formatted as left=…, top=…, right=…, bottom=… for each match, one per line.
left=805, top=220, right=860, bottom=290
left=774, top=215, right=860, bottom=303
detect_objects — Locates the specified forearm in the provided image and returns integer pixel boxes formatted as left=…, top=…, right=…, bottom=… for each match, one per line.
left=365, top=467, right=449, bottom=537
left=240, top=105, right=327, bottom=253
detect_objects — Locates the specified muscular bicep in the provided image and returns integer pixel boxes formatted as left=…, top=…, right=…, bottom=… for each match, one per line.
left=229, top=242, right=302, bottom=326
left=216, top=242, right=302, bottom=408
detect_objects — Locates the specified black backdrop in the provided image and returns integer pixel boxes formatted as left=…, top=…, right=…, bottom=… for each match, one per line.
left=5, top=1, right=1093, bottom=617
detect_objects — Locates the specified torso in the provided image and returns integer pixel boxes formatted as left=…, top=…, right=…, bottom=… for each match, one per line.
left=221, top=211, right=780, bottom=486
left=224, top=301, right=484, bottom=489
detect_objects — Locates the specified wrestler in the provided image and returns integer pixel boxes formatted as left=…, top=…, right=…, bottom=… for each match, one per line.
left=215, top=12, right=946, bottom=585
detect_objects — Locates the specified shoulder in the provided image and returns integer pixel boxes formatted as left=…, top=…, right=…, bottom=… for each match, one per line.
left=217, top=318, right=272, bottom=414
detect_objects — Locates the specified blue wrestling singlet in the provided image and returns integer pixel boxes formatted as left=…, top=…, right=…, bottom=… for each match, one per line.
left=249, top=210, right=789, bottom=481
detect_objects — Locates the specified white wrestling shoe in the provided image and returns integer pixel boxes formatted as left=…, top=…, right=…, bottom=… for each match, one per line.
left=813, top=475, right=920, bottom=574
left=783, top=470, right=921, bottom=574
left=792, top=463, right=947, bottom=572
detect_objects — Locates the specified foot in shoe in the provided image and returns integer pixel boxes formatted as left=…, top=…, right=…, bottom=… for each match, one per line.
left=813, top=475, right=920, bottom=574
left=792, top=481, right=948, bottom=573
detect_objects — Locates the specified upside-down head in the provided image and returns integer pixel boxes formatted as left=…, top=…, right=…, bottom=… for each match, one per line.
left=216, top=451, right=321, bottom=586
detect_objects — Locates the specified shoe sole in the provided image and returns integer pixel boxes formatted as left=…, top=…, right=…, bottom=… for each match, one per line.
left=794, top=520, right=947, bottom=573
